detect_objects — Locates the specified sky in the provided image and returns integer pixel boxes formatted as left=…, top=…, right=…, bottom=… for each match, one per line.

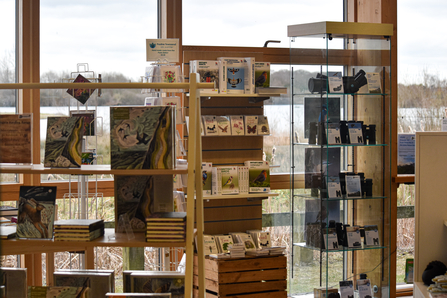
left=0, top=0, right=446, bottom=85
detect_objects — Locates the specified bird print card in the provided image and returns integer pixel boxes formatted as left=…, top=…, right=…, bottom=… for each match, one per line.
left=202, top=115, right=218, bottom=136
left=44, top=116, right=84, bottom=168
left=110, top=106, right=174, bottom=169
left=216, top=116, right=231, bottom=136
left=257, top=116, right=270, bottom=135
left=254, top=62, right=270, bottom=88
left=218, top=57, right=245, bottom=94
left=201, top=162, right=213, bottom=196
left=244, top=160, right=270, bottom=193
left=190, top=60, right=219, bottom=94
left=230, top=115, right=244, bottom=136
left=17, top=186, right=57, bottom=239
left=212, top=166, right=239, bottom=195
left=244, top=115, right=258, bottom=135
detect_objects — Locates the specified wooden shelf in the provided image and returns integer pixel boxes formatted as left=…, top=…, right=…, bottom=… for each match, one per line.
left=203, top=192, right=278, bottom=200
left=0, top=229, right=185, bottom=255
left=393, top=174, right=415, bottom=184
left=0, top=164, right=188, bottom=175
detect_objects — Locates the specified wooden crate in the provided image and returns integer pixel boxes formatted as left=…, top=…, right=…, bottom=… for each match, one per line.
left=193, top=254, right=287, bottom=298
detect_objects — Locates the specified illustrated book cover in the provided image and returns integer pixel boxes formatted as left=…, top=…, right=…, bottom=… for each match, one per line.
left=0, top=114, right=32, bottom=164
left=216, top=116, right=231, bottom=136
left=159, top=65, right=180, bottom=83
left=66, top=74, right=96, bottom=105
left=202, top=115, right=218, bottom=136
left=212, top=166, right=239, bottom=195
left=254, top=62, right=270, bottom=88
left=244, top=160, right=270, bottom=193
left=257, top=116, right=270, bottom=135
left=218, top=57, right=245, bottom=94
left=44, top=116, right=84, bottom=168
left=201, top=162, right=213, bottom=196
left=110, top=106, right=174, bottom=169
left=17, top=186, right=57, bottom=239
left=215, top=235, right=234, bottom=253
left=190, top=60, right=219, bottom=94
left=115, top=175, right=174, bottom=232
left=130, top=271, right=184, bottom=298
left=244, top=115, right=258, bottom=135
left=54, top=270, right=114, bottom=298
left=202, top=234, right=219, bottom=255
left=229, top=115, right=244, bottom=136
left=70, top=110, right=95, bottom=136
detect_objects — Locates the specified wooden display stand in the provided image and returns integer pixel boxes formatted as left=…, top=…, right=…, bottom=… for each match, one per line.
left=193, top=254, right=287, bottom=298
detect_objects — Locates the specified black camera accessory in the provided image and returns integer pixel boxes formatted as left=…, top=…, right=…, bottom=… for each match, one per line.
left=339, top=121, right=349, bottom=144
left=309, top=121, right=317, bottom=144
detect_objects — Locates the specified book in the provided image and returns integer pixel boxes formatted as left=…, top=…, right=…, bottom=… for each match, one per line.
left=326, top=123, right=342, bottom=145
left=54, top=219, right=104, bottom=231
left=366, top=72, right=382, bottom=93
left=245, top=161, right=270, bottom=193
left=257, top=116, right=270, bottom=135
left=215, top=235, right=234, bottom=253
left=235, top=233, right=257, bottom=251
left=115, top=175, right=174, bottom=232
left=238, top=166, right=249, bottom=195
left=44, top=116, right=84, bottom=168
left=347, top=122, right=364, bottom=144
left=201, top=162, right=213, bottom=196
left=364, top=225, right=380, bottom=246
left=345, top=226, right=362, bottom=248
left=0, top=205, right=18, bottom=217
left=202, top=115, right=218, bottom=136
left=159, top=65, right=180, bottom=83
left=202, top=234, right=219, bottom=255
left=146, top=225, right=185, bottom=230
left=247, top=230, right=271, bottom=249
left=161, top=96, right=183, bottom=125
left=54, top=269, right=114, bottom=298
left=66, top=74, right=96, bottom=104
left=28, top=286, right=88, bottom=298
left=255, top=87, right=287, bottom=95
left=146, top=212, right=186, bottom=222
left=327, top=176, right=342, bottom=199
left=218, top=57, right=245, bottom=94
left=212, top=166, right=239, bottom=195
left=0, top=114, right=32, bottom=164
left=70, top=110, right=96, bottom=136
left=229, top=115, right=244, bottom=136
left=190, top=60, right=219, bottom=94
left=1, top=267, right=27, bottom=298
left=339, top=280, right=355, bottom=298
left=110, top=106, right=175, bottom=169
left=0, top=225, right=16, bottom=239
left=218, top=60, right=227, bottom=94
left=244, top=115, right=258, bottom=135
left=54, top=229, right=104, bottom=241
left=243, top=57, right=255, bottom=94
left=129, top=271, right=185, bottom=298
left=17, top=186, right=57, bottom=239
left=216, top=116, right=231, bottom=136
left=254, top=62, right=270, bottom=88
left=357, top=279, right=373, bottom=298
left=345, top=175, right=362, bottom=198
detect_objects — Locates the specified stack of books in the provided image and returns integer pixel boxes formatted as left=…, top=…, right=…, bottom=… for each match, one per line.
left=53, top=219, right=105, bottom=241
left=228, top=243, right=245, bottom=258
left=145, top=212, right=186, bottom=243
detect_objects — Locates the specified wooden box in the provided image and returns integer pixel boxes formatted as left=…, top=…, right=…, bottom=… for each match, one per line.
left=193, top=254, right=287, bottom=298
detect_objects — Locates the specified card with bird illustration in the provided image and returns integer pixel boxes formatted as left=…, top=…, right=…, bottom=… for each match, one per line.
left=17, top=186, right=57, bottom=239
left=110, top=106, right=174, bottom=169
left=254, top=62, right=270, bottom=88
left=201, top=162, right=213, bottom=196
left=245, top=160, right=270, bottom=193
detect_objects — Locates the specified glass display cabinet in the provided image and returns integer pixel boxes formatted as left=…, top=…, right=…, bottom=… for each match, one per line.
left=288, top=22, right=393, bottom=297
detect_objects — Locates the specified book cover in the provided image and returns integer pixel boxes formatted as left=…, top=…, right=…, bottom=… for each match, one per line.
left=66, top=74, right=96, bottom=104
left=366, top=72, right=382, bottom=93
left=243, top=57, right=255, bottom=94
left=237, top=233, right=257, bottom=251
left=54, top=270, right=114, bottom=297
left=364, top=225, right=380, bottom=246
left=201, top=162, right=213, bottom=196
left=216, top=116, right=231, bottom=136
left=254, top=62, right=270, bottom=88
left=357, top=279, right=373, bottom=298
left=256, top=231, right=271, bottom=248
left=345, top=175, right=362, bottom=198
left=339, top=280, right=355, bottom=298
left=348, top=122, right=364, bottom=144
left=54, top=229, right=104, bottom=241
left=130, top=271, right=184, bottom=298
left=244, top=115, right=258, bottom=135
left=115, top=175, right=174, bottom=232
left=215, top=235, right=234, bottom=253
left=161, top=96, right=183, bottom=125
left=244, top=161, right=270, bottom=193
left=229, top=115, right=244, bottom=136
left=326, top=123, right=342, bottom=145
left=44, top=116, right=84, bottom=168
left=146, top=212, right=186, bottom=222
left=345, top=226, right=362, bottom=248
left=202, top=235, right=219, bottom=255
left=110, top=106, right=174, bottom=169
left=190, top=60, right=219, bottom=94
left=218, top=57, right=245, bottom=94
left=257, top=116, right=270, bottom=135
left=202, top=115, right=218, bottom=136
left=1, top=267, right=27, bottom=298
left=327, top=176, right=342, bottom=199
left=218, top=166, right=239, bottom=195
left=0, top=114, right=32, bottom=164
left=28, top=286, right=88, bottom=298
left=70, top=110, right=96, bottom=136
left=159, top=65, right=180, bottom=83
left=17, top=186, right=57, bottom=239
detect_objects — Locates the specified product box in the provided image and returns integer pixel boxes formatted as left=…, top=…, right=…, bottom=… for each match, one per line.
left=212, top=166, right=239, bottom=195
left=244, top=160, right=270, bottom=193
left=202, top=162, right=213, bottom=196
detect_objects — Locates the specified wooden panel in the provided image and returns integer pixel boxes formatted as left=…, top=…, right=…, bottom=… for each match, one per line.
left=204, top=220, right=262, bottom=235
left=193, top=267, right=287, bottom=283
left=202, top=136, right=263, bottom=151
left=201, top=150, right=262, bottom=166
left=208, top=280, right=286, bottom=296
left=193, top=288, right=287, bottom=298
left=204, top=205, right=262, bottom=222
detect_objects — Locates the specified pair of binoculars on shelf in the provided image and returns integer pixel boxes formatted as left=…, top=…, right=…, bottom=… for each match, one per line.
left=309, top=172, right=373, bottom=198
left=308, top=70, right=368, bottom=94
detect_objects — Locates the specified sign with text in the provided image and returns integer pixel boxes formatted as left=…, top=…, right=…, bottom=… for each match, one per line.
left=146, top=39, right=179, bottom=63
